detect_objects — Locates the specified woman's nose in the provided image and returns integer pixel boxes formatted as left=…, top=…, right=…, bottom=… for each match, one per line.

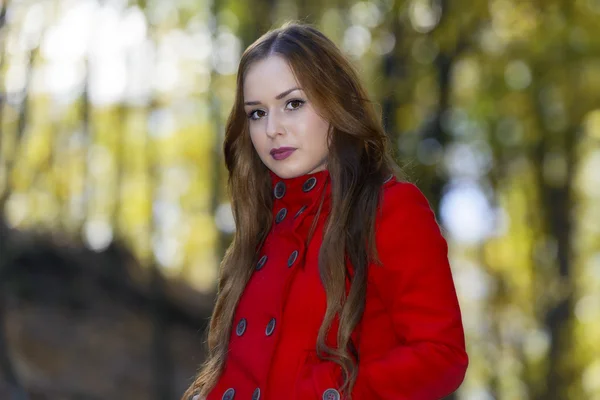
left=265, top=113, right=285, bottom=139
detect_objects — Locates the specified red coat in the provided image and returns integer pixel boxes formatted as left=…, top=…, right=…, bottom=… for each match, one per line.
left=206, top=169, right=468, bottom=400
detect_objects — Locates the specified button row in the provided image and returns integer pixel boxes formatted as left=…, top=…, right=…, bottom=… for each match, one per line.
left=217, top=387, right=262, bottom=400
left=273, top=176, right=319, bottom=200
left=235, top=317, right=277, bottom=337
left=218, top=385, right=338, bottom=399
left=275, top=204, right=309, bottom=224
left=221, top=176, right=320, bottom=400
left=254, top=249, right=299, bottom=271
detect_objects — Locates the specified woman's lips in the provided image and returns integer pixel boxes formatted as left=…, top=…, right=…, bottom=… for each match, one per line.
left=271, top=149, right=296, bottom=160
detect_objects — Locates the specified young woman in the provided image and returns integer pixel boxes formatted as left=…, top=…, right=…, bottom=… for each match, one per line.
left=183, top=21, right=468, bottom=400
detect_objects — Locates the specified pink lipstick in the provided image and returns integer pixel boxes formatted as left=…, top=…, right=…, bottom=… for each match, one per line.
left=270, top=147, right=296, bottom=160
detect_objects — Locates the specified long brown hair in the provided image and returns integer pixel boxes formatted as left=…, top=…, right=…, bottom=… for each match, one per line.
left=183, top=20, right=403, bottom=399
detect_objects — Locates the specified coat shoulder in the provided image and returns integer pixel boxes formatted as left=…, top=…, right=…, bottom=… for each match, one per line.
left=374, top=178, right=447, bottom=261
left=378, top=179, right=436, bottom=226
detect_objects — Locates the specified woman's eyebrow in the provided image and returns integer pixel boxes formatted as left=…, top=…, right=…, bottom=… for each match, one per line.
left=244, top=87, right=303, bottom=106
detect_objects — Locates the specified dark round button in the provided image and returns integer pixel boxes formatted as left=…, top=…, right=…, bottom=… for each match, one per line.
left=302, top=177, right=317, bottom=192
left=236, top=318, right=246, bottom=336
left=274, top=181, right=286, bottom=199
left=294, top=205, right=307, bottom=218
left=383, top=173, right=393, bottom=183
left=252, top=388, right=261, bottom=400
left=265, top=318, right=276, bottom=336
left=287, top=250, right=298, bottom=268
left=322, top=388, right=340, bottom=400
left=222, top=388, right=235, bottom=400
left=275, top=208, right=287, bottom=224
left=256, top=255, right=267, bottom=271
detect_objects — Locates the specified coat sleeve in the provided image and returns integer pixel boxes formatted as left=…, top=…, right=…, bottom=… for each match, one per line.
left=296, top=182, right=469, bottom=400
left=351, top=182, right=469, bottom=399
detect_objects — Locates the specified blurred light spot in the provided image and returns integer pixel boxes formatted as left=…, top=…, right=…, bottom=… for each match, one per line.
left=417, top=137, right=443, bottom=166
left=500, top=305, right=528, bottom=345
left=5, top=193, right=29, bottom=227
left=119, top=6, right=148, bottom=48
left=453, top=260, right=494, bottom=301
left=490, top=0, right=539, bottom=42
left=444, top=141, right=492, bottom=178
left=490, top=205, right=509, bottom=237
left=89, top=55, right=128, bottom=106
left=411, top=37, right=438, bottom=64
left=523, top=329, right=550, bottom=361
left=190, top=28, right=213, bottom=62
left=189, top=255, right=218, bottom=292
left=580, top=207, right=600, bottom=235
left=582, top=360, right=600, bottom=394
left=41, top=1, right=96, bottom=62
left=125, top=38, right=154, bottom=105
left=213, top=28, right=241, bottom=75
left=453, top=57, right=481, bottom=94
left=440, top=181, right=494, bottom=245
left=147, top=1, right=178, bottom=26
left=153, top=199, right=181, bottom=231
left=86, top=3, right=142, bottom=105
left=479, top=26, right=505, bottom=55
left=215, top=202, right=235, bottom=233
left=22, top=3, right=46, bottom=50
left=409, top=0, right=442, bottom=33
left=587, top=252, right=600, bottom=282
left=583, top=109, right=600, bottom=139
left=162, top=166, right=192, bottom=197
left=504, top=60, right=532, bottom=90
left=89, top=4, right=123, bottom=57
left=343, top=25, right=372, bottom=58
left=350, top=2, right=382, bottom=28
left=372, top=32, right=396, bottom=55
left=462, top=386, right=495, bottom=400
left=154, top=32, right=182, bottom=93
left=84, top=218, right=114, bottom=251
left=69, top=194, right=87, bottom=222
left=45, top=60, right=86, bottom=101
left=575, top=294, right=600, bottom=323
left=153, top=234, right=183, bottom=269
left=5, top=61, right=28, bottom=94
left=87, top=144, right=112, bottom=178
left=217, top=9, right=240, bottom=31
left=149, top=108, right=176, bottom=138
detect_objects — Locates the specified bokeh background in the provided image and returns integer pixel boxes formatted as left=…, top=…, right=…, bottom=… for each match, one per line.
left=0, top=0, right=599, bottom=399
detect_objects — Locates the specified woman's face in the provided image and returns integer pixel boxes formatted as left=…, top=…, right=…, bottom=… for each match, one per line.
left=243, top=55, right=330, bottom=179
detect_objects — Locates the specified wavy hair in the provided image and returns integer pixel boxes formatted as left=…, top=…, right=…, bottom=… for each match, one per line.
left=183, top=20, right=403, bottom=399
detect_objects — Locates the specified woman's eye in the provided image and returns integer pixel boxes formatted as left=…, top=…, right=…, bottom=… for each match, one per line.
left=248, top=110, right=265, bottom=120
left=287, top=99, right=305, bottom=110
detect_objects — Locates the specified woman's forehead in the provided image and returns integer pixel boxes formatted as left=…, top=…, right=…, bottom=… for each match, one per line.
left=243, top=56, right=300, bottom=100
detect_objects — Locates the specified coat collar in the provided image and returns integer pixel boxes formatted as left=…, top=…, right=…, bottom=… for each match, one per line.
left=268, top=169, right=331, bottom=216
